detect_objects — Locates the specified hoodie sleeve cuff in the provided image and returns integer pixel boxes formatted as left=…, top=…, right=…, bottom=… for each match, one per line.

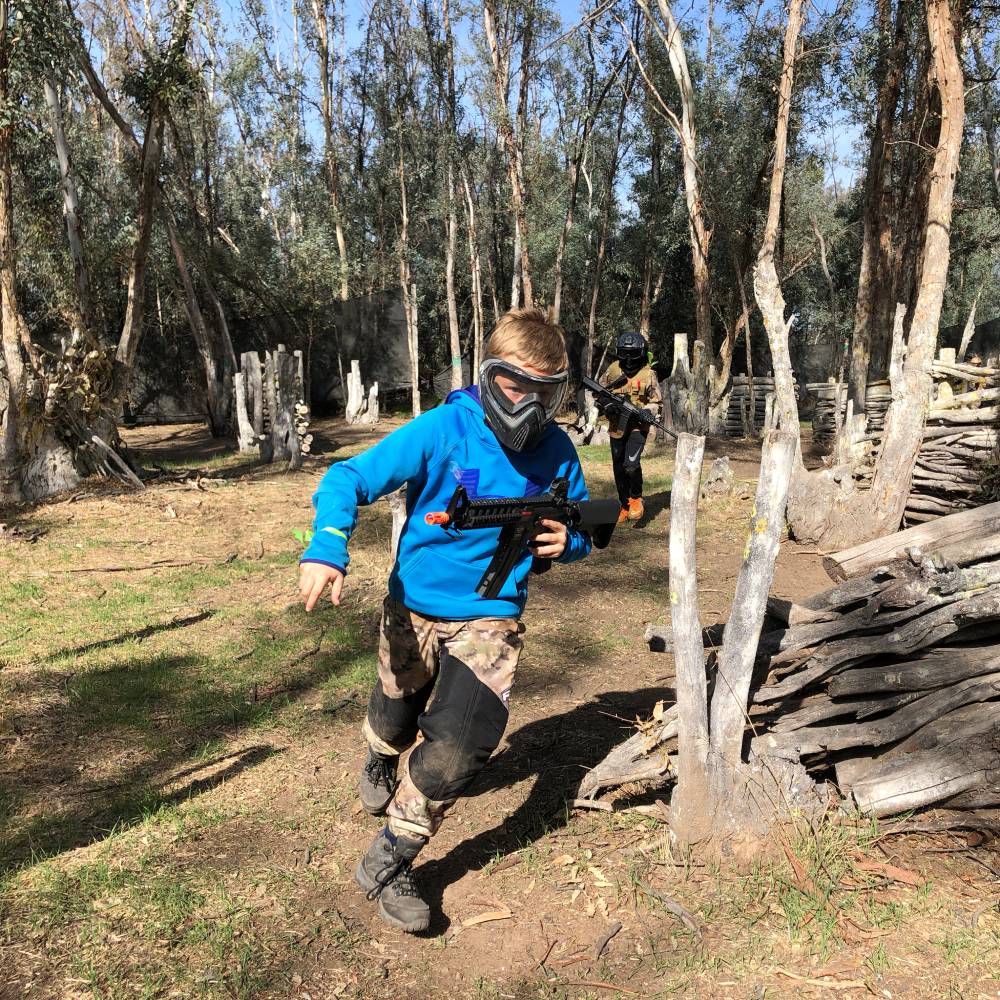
left=301, top=528, right=349, bottom=570
left=557, top=528, right=592, bottom=564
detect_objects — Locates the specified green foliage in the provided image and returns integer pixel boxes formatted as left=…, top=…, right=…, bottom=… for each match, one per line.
left=5, top=0, right=1000, bottom=430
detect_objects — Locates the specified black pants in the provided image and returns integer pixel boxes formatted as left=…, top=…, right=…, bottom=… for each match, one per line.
left=610, top=426, right=649, bottom=506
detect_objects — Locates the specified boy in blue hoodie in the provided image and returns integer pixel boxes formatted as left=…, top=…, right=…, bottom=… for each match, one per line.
left=298, top=308, right=592, bottom=933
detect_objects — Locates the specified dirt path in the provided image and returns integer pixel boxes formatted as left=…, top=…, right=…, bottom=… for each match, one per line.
left=1, top=420, right=997, bottom=1000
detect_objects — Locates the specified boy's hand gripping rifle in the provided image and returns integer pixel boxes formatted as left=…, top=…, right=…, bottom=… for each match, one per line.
left=424, top=477, right=620, bottom=600
left=580, top=373, right=677, bottom=440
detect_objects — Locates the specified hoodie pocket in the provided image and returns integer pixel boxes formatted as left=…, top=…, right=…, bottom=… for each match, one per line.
left=397, top=546, right=428, bottom=579
left=431, top=546, right=529, bottom=604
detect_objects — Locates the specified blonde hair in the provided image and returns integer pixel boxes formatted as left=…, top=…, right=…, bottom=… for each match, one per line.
left=485, top=307, right=568, bottom=373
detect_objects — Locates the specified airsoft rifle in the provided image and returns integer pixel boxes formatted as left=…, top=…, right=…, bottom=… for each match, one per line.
left=580, top=373, right=676, bottom=440
left=425, top=477, right=620, bottom=599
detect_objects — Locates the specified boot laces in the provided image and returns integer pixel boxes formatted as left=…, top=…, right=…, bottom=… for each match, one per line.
left=364, top=752, right=396, bottom=793
left=366, top=857, right=422, bottom=901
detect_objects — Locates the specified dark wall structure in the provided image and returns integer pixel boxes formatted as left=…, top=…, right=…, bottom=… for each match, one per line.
left=126, top=287, right=409, bottom=424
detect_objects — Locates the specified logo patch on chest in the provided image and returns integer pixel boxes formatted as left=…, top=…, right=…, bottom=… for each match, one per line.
left=450, top=464, right=549, bottom=499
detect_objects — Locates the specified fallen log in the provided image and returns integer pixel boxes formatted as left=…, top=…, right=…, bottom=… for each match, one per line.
left=755, top=672, right=1000, bottom=756
left=576, top=707, right=678, bottom=800
left=828, top=645, right=1000, bottom=697
left=849, top=727, right=1000, bottom=817
left=755, top=589, right=1000, bottom=702
left=822, top=502, right=1000, bottom=581
left=896, top=700, right=1000, bottom=753
left=767, top=690, right=925, bottom=733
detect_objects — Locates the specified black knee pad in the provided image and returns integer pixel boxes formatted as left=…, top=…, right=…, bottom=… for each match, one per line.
left=366, top=676, right=436, bottom=752
left=408, top=651, right=509, bottom=802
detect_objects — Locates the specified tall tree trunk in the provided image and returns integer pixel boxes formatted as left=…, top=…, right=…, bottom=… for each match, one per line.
left=752, top=0, right=806, bottom=444
left=584, top=71, right=634, bottom=382
left=310, top=0, right=350, bottom=301
left=43, top=74, right=98, bottom=345
left=783, top=0, right=964, bottom=548
left=0, top=0, right=27, bottom=501
left=970, top=29, right=1000, bottom=208
left=633, top=0, right=713, bottom=430
left=442, top=0, right=462, bottom=390
left=553, top=154, right=582, bottom=324
left=116, top=105, right=165, bottom=378
left=461, top=164, right=486, bottom=375
left=162, top=212, right=235, bottom=436
left=483, top=0, right=534, bottom=307
left=846, top=0, right=909, bottom=415
left=552, top=50, right=621, bottom=323
left=860, top=0, right=964, bottom=533
left=445, top=163, right=462, bottom=389
left=638, top=134, right=663, bottom=338
left=398, top=130, right=420, bottom=416
left=654, top=0, right=712, bottom=357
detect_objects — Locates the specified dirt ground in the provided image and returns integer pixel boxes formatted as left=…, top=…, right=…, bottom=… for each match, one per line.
left=0, top=417, right=998, bottom=1000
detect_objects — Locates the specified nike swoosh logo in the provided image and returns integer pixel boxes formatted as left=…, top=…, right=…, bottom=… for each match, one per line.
left=627, top=448, right=642, bottom=463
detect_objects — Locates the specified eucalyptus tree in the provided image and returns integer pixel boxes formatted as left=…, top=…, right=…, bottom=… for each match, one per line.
left=2, top=0, right=193, bottom=500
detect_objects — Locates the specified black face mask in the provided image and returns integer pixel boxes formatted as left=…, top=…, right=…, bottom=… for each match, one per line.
left=618, top=350, right=645, bottom=377
left=478, top=357, right=569, bottom=452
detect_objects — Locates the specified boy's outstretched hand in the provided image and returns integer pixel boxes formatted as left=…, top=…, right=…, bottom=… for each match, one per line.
left=299, top=562, right=344, bottom=611
left=530, top=518, right=568, bottom=560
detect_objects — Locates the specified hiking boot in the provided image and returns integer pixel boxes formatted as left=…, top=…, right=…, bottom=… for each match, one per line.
left=354, top=828, right=430, bottom=933
left=627, top=497, right=645, bottom=521
left=359, top=748, right=399, bottom=816
left=616, top=505, right=630, bottom=525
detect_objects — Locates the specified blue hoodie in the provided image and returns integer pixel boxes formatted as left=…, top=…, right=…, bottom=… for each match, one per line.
left=300, top=387, right=592, bottom=620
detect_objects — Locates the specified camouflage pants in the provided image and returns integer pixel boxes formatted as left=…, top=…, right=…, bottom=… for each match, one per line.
left=362, top=596, right=524, bottom=839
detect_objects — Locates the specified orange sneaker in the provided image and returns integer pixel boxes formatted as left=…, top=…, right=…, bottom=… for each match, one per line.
left=617, top=506, right=630, bottom=524
left=627, top=497, right=644, bottom=521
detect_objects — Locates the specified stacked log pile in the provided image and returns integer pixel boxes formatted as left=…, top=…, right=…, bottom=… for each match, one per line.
left=907, top=352, right=999, bottom=523
left=581, top=505, right=1000, bottom=818
left=234, top=345, right=311, bottom=466
left=802, top=350, right=999, bottom=523
left=725, top=376, right=775, bottom=436
left=753, top=521, right=1000, bottom=816
left=808, top=380, right=890, bottom=447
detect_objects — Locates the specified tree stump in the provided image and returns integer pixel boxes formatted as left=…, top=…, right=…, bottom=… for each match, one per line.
left=345, top=359, right=380, bottom=426
left=232, top=348, right=310, bottom=466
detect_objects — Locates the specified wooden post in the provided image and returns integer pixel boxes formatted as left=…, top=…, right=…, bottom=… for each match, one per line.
left=346, top=359, right=365, bottom=423
left=709, top=430, right=796, bottom=765
left=388, top=486, right=407, bottom=561
left=234, top=371, right=259, bottom=456
left=668, top=432, right=710, bottom=841
left=270, top=350, right=302, bottom=469
left=362, top=382, right=380, bottom=424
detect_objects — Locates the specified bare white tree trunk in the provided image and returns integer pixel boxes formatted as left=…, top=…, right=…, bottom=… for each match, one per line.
left=483, top=0, right=534, bottom=307
left=667, top=433, right=711, bottom=842
left=43, top=74, right=97, bottom=342
left=631, top=0, right=713, bottom=430
left=461, top=165, right=486, bottom=377
left=345, top=359, right=366, bottom=423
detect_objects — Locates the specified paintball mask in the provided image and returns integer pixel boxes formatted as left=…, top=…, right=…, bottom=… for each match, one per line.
left=479, top=357, right=569, bottom=452
left=616, top=331, right=648, bottom=377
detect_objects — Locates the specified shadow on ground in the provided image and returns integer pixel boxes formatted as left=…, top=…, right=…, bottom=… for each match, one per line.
left=415, top=683, right=674, bottom=934
left=0, top=629, right=373, bottom=874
